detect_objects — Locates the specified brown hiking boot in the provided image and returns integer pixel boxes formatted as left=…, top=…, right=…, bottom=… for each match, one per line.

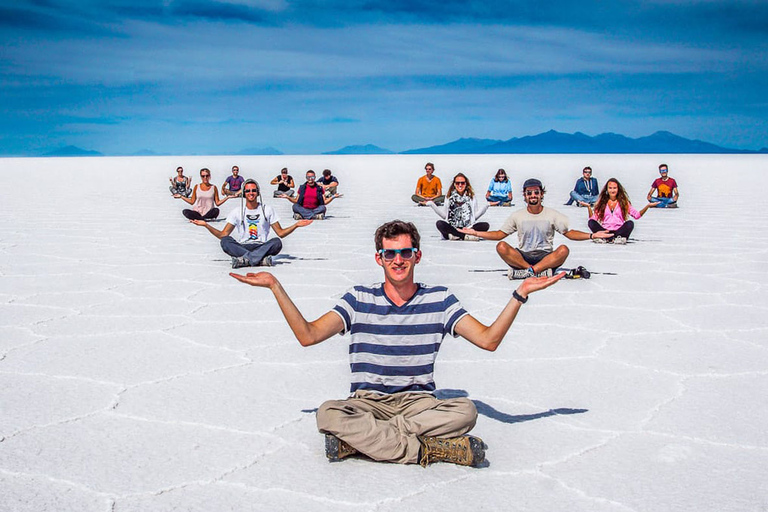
left=418, top=435, right=486, bottom=467
left=324, top=434, right=358, bottom=462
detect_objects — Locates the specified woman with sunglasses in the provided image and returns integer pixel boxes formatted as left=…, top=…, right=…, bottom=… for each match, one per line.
left=189, top=179, right=312, bottom=268
left=427, top=173, right=489, bottom=241
left=587, top=178, right=652, bottom=244
left=174, top=167, right=232, bottom=220
left=486, top=168, right=513, bottom=206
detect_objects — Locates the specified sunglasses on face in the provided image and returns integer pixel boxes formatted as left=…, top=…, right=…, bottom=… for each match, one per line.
left=244, top=188, right=258, bottom=194
left=525, top=189, right=541, bottom=196
left=307, top=176, right=315, bottom=180
left=201, top=174, right=210, bottom=178
left=454, top=181, right=466, bottom=185
left=378, top=248, right=417, bottom=261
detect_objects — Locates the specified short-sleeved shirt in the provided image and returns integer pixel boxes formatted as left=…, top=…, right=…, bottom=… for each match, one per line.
left=225, top=204, right=279, bottom=243
left=499, top=207, right=570, bottom=252
left=652, top=177, right=678, bottom=198
left=332, top=283, right=468, bottom=395
left=225, top=175, right=244, bottom=192
left=416, top=175, right=442, bottom=198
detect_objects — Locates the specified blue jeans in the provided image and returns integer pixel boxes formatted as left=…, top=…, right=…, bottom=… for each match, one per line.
left=487, top=194, right=510, bottom=203
left=568, top=191, right=598, bottom=205
left=220, top=236, right=282, bottom=265
left=651, top=197, right=676, bottom=208
left=293, top=203, right=326, bottom=219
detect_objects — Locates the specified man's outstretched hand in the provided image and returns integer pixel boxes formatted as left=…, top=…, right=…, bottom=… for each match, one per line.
left=230, top=271, right=278, bottom=289
left=517, top=272, right=566, bottom=298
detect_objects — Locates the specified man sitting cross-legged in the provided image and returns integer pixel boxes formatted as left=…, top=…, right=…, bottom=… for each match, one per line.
left=231, top=220, right=563, bottom=467
left=191, top=179, right=311, bottom=268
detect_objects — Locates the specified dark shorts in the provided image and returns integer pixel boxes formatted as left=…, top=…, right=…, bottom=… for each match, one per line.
left=516, top=249, right=552, bottom=265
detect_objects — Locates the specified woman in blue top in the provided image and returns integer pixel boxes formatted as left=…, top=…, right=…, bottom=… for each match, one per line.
left=486, top=168, right=513, bottom=206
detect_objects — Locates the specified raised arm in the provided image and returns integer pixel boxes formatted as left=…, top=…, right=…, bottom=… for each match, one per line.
left=270, top=219, right=312, bottom=238
left=427, top=200, right=448, bottom=219
left=230, top=272, right=343, bottom=346
left=213, top=186, right=231, bottom=206
left=323, top=192, right=341, bottom=205
left=175, top=185, right=198, bottom=204
left=564, top=228, right=611, bottom=241
left=455, top=273, right=565, bottom=351
left=458, top=228, right=508, bottom=240
left=190, top=220, right=235, bottom=239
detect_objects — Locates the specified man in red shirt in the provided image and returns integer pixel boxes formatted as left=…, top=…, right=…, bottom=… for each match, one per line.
left=281, top=170, right=340, bottom=219
left=647, top=164, right=679, bottom=208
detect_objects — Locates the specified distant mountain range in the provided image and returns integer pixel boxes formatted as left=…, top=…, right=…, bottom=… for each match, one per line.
left=236, top=146, right=284, bottom=155
left=34, top=131, right=767, bottom=157
left=43, top=145, right=103, bottom=157
left=401, top=130, right=768, bottom=154
left=323, top=144, right=395, bottom=155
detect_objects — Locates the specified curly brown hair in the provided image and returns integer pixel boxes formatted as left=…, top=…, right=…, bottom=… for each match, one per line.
left=594, top=178, right=631, bottom=222
left=374, top=220, right=421, bottom=251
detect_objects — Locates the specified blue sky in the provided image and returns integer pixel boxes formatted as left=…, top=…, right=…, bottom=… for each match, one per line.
left=1, top=0, right=766, bottom=155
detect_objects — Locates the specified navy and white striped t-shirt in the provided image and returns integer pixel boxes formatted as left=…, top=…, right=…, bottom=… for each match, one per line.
left=332, top=283, right=468, bottom=394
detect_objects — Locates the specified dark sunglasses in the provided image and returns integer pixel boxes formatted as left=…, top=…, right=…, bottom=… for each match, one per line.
left=244, top=188, right=258, bottom=194
left=525, top=189, right=541, bottom=196
left=454, top=180, right=466, bottom=185
left=378, top=248, right=417, bottom=261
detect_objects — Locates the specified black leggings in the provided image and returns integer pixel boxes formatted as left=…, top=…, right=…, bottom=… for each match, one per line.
left=436, top=220, right=490, bottom=240
left=183, top=208, right=220, bottom=221
left=588, top=219, right=634, bottom=239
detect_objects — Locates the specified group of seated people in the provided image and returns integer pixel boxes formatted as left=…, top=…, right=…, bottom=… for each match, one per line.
left=411, top=163, right=515, bottom=207
left=416, top=163, right=681, bottom=272
left=170, top=166, right=342, bottom=221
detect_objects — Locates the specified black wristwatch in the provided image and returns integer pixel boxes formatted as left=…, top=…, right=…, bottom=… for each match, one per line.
left=512, top=290, right=528, bottom=304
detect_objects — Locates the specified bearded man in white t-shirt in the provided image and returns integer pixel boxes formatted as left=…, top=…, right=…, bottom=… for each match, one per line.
left=190, top=179, right=312, bottom=268
left=460, top=178, right=611, bottom=279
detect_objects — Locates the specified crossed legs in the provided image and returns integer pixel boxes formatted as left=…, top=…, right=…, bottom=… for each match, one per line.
left=316, top=391, right=477, bottom=464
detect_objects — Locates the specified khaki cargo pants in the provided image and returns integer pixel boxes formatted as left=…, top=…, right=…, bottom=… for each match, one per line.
left=316, top=390, right=477, bottom=464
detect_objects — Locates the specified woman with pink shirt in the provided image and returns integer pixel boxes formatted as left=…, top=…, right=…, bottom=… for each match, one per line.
left=586, top=178, right=651, bottom=244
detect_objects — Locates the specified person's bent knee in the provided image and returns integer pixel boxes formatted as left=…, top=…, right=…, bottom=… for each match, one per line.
left=496, top=241, right=512, bottom=256
left=316, top=399, right=346, bottom=432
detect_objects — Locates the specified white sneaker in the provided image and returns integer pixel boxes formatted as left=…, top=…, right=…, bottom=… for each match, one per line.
left=508, top=268, right=534, bottom=280
left=448, top=234, right=461, bottom=241
left=592, top=237, right=607, bottom=244
left=536, top=268, right=553, bottom=277
left=259, top=256, right=273, bottom=266
left=613, top=236, right=627, bottom=245
left=463, top=235, right=480, bottom=241
left=293, top=213, right=302, bottom=220
left=313, top=213, right=325, bottom=220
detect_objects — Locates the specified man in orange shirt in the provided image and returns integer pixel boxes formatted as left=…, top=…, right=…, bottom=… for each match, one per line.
left=411, top=162, right=445, bottom=205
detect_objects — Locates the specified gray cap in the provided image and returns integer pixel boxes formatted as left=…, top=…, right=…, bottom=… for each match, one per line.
left=522, top=178, right=543, bottom=191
